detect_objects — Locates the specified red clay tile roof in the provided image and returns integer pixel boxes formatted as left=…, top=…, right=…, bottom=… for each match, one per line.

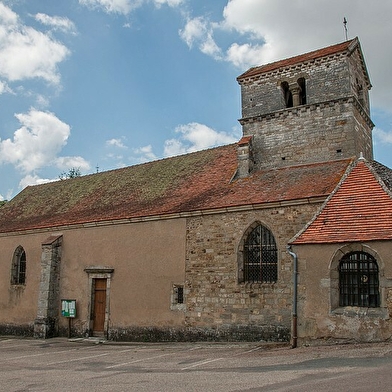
left=237, top=38, right=357, bottom=80
left=238, top=136, right=253, bottom=146
left=0, top=144, right=351, bottom=233
left=291, top=160, right=392, bottom=244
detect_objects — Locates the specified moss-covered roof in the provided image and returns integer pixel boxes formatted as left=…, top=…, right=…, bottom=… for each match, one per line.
left=0, top=144, right=352, bottom=233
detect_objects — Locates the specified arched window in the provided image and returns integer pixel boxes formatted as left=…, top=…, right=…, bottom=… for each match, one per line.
left=297, top=77, right=306, bottom=105
left=11, top=246, right=27, bottom=285
left=281, top=81, right=293, bottom=108
left=243, top=224, right=278, bottom=283
left=339, top=252, right=380, bottom=307
left=281, top=79, right=307, bottom=108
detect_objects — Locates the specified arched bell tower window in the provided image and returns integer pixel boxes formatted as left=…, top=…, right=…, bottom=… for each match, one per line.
left=281, top=78, right=307, bottom=108
left=297, top=77, right=306, bottom=105
left=281, top=81, right=293, bottom=108
left=339, top=251, right=380, bottom=307
left=11, top=246, right=27, bottom=285
left=240, top=223, right=278, bottom=283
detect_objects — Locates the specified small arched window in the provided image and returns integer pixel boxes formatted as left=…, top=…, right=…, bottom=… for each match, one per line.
left=243, top=224, right=278, bottom=283
left=281, top=81, right=293, bottom=108
left=339, top=251, right=379, bottom=307
left=297, top=77, right=306, bottom=105
left=11, top=246, right=27, bottom=285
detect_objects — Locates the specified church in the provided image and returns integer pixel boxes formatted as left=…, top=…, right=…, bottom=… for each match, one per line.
left=1, top=37, right=392, bottom=345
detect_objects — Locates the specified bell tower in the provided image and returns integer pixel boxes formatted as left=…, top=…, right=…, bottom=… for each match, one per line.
left=236, top=37, right=374, bottom=176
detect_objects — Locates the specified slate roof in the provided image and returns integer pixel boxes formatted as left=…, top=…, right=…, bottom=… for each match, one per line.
left=0, top=144, right=351, bottom=234
left=237, top=37, right=369, bottom=85
left=291, top=159, right=392, bottom=244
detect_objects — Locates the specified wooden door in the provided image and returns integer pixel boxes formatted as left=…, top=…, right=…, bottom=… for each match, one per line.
left=93, top=278, right=107, bottom=336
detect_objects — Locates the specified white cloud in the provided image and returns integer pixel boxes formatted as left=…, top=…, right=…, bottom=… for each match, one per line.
left=35, top=94, right=50, bottom=108
left=129, top=123, right=239, bottom=162
left=373, top=128, right=392, bottom=145
left=221, top=0, right=392, bottom=111
left=179, top=17, right=222, bottom=59
left=163, top=122, right=239, bottom=157
left=0, top=188, right=14, bottom=201
left=19, top=174, right=58, bottom=189
left=0, top=109, right=90, bottom=190
left=177, top=1, right=392, bottom=113
left=133, top=145, right=158, bottom=162
left=55, top=156, right=91, bottom=171
left=0, top=4, right=70, bottom=85
left=78, top=0, right=142, bottom=14
left=163, top=138, right=186, bottom=157
left=154, top=0, right=183, bottom=6
left=106, top=138, right=127, bottom=148
left=0, top=3, right=19, bottom=26
left=34, top=13, right=77, bottom=35
left=154, top=0, right=184, bottom=7
left=0, top=80, right=13, bottom=95
left=0, top=109, right=70, bottom=173
left=179, top=17, right=207, bottom=48
left=226, top=43, right=268, bottom=69
left=79, top=0, right=183, bottom=14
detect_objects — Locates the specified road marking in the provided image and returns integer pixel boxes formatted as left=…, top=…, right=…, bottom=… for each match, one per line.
left=106, top=352, right=174, bottom=369
left=181, top=346, right=263, bottom=370
left=46, top=352, right=110, bottom=365
left=181, top=357, right=224, bottom=370
left=233, top=346, right=264, bottom=356
left=4, top=349, right=78, bottom=361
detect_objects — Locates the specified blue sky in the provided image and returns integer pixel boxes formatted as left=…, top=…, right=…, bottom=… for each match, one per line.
left=1, top=0, right=392, bottom=200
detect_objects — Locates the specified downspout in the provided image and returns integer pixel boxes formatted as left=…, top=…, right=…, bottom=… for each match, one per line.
left=287, top=246, right=298, bottom=348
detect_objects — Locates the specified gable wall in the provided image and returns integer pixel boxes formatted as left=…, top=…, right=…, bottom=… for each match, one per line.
left=293, top=242, right=392, bottom=344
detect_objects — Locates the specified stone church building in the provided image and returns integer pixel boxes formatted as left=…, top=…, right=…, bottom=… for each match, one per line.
left=1, top=37, right=392, bottom=345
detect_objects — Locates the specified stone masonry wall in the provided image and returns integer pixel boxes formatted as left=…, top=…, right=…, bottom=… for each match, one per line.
left=347, top=47, right=371, bottom=113
left=237, top=45, right=373, bottom=170
left=239, top=53, right=351, bottom=119
left=184, top=202, right=321, bottom=341
left=241, top=99, right=372, bottom=169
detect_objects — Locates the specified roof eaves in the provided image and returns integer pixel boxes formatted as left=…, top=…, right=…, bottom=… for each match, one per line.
left=347, top=37, right=372, bottom=89
left=237, top=38, right=356, bottom=80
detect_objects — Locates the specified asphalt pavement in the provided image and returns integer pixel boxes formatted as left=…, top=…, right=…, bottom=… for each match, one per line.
left=1, top=337, right=391, bottom=391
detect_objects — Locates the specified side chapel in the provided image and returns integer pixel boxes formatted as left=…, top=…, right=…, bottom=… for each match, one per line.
left=1, top=37, right=392, bottom=345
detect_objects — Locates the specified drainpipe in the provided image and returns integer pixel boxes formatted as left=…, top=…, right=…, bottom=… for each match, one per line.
left=287, top=246, right=298, bottom=348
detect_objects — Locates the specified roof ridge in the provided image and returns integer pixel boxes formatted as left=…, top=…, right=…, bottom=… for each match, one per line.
left=27, top=143, right=238, bottom=189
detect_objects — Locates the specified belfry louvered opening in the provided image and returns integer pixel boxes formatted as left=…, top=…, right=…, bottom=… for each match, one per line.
left=243, top=225, right=278, bottom=283
left=339, top=251, right=380, bottom=307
